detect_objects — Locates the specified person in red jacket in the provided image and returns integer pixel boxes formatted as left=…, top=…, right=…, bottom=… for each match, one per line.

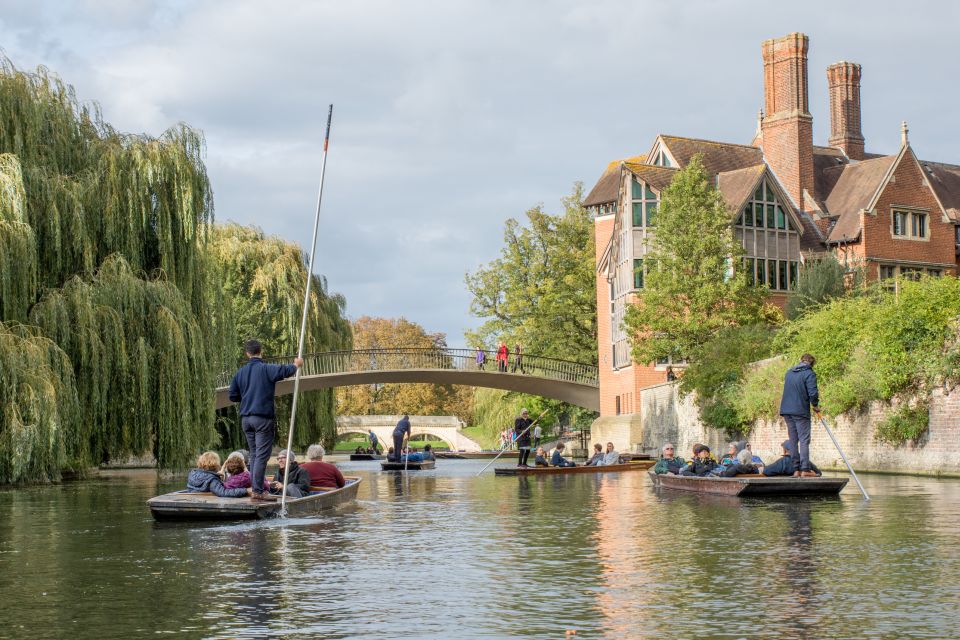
left=299, top=444, right=346, bottom=488
left=496, top=342, right=509, bottom=372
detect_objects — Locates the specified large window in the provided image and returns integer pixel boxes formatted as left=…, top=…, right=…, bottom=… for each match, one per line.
left=738, top=180, right=788, bottom=230
left=892, top=209, right=929, bottom=239
left=631, top=178, right=659, bottom=228
left=633, top=259, right=644, bottom=289
left=746, top=257, right=800, bottom=291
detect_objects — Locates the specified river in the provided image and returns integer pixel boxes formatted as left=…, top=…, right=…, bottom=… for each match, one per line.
left=1, top=460, right=958, bottom=639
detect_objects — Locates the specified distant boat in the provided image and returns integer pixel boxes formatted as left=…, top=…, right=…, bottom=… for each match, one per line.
left=494, top=460, right=654, bottom=476
left=380, top=460, right=436, bottom=471
left=648, top=470, right=847, bottom=496
left=147, top=477, right=362, bottom=520
left=349, top=453, right=384, bottom=461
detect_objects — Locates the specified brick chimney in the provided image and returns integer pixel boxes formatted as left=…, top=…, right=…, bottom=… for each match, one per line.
left=827, top=61, right=865, bottom=160
left=760, top=32, right=814, bottom=210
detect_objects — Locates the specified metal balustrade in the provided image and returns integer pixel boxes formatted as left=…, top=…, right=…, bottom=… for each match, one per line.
left=215, top=347, right=599, bottom=389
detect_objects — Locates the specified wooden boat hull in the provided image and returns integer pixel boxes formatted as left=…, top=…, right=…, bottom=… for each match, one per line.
left=147, top=477, right=362, bottom=520
left=436, top=451, right=519, bottom=460
left=495, top=460, right=654, bottom=476
left=349, top=454, right=383, bottom=461
left=648, top=471, right=847, bottom=496
left=380, top=460, right=436, bottom=471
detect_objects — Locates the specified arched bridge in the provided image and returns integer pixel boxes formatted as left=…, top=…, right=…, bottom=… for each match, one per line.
left=214, top=347, right=599, bottom=411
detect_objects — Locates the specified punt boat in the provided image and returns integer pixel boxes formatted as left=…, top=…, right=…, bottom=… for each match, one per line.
left=349, top=453, right=383, bottom=461
left=147, top=477, right=362, bottom=520
left=380, top=460, right=436, bottom=471
left=494, top=460, right=654, bottom=476
left=435, top=450, right=518, bottom=460
left=647, top=470, right=847, bottom=496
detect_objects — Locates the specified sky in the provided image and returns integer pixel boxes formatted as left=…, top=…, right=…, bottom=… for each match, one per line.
left=1, top=0, right=958, bottom=344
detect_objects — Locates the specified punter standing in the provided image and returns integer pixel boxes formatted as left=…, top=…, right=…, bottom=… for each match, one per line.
left=393, top=414, right=411, bottom=462
left=514, top=408, right=533, bottom=467
left=779, top=353, right=820, bottom=477
left=228, top=340, right=303, bottom=501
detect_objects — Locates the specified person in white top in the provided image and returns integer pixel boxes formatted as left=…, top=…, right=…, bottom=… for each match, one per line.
left=532, top=424, right=542, bottom=448
left=601, top=442, right=620, bottom=466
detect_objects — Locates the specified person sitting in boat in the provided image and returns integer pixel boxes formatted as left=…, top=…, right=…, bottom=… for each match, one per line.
left=187, top=451, right=251, bottom=498
left=387, top=447, right=396, bottom=461
left=550, top=443, right=576, bottom=468
left=653, top=443, right=686, bottom=474
left=221, top=451, right=270, bottom=492
left=421, top=444, right=436, bottom=461
left=300, top=444, right=345, bottom=489
left=269, top=450, right=312, bottom=498
left=763, top=441, right=822, bottom=477
left=586, top=443, right=604, bottom=466
left=719, top=448, right=760, bottom=477
left=601, top=442, right=620, bottom=466
left=534, top=447, right=549, bottom=467
left=679, top=446, right=718, bottom=477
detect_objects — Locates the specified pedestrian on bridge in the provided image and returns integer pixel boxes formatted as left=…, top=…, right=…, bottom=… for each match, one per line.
left=496, top=342, right=509, bottom=372
left=393, top=415, right=411, bottom=462
left=227, top=340, right=303, bottom=502
left=511, top=343, right=524, bottom=373
left=514, top=408, right=533, bottom=467
left=476, top=346, right=486, bottom=371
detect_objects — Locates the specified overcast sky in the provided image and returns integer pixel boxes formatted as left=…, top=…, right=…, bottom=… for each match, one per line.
left=2, top=1, right=958, bottom=345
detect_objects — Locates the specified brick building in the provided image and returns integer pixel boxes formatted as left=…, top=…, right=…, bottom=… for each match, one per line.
left=587, top=32, right=960, bottom=449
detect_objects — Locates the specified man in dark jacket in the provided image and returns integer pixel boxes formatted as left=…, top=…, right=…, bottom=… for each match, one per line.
left=228, top=340, right=303, bottom=502
left=763, top=440, right=822, bottom=477
left=779, top=354, right=820, bottom=478
left=270, top=450, right=312, bottom=498
left=514, top=408, right=533, bottom=467
left=393, top=415, right=411, bottom=462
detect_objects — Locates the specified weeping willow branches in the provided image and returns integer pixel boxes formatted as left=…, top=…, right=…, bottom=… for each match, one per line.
left=0, top=154, right=37, bottom=322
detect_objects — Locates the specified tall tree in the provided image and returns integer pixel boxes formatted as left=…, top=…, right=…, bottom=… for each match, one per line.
left=624, top=156, right=766, bottom=364
left=336, top=316, right=473, bottom=421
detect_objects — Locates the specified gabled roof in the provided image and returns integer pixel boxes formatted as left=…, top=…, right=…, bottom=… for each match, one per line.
left=812, top=146, right=849, bottom=206
left=824, top=154, right=899, bottom=242
left=656, top=135, right=764, bottom=176
left=623, top=162, right=678, bottom=192
left=717, top=164, right=766, bottom=214
left=583, top=155, right=646, bottom=206
left=921, top=160, right=960, bottom=222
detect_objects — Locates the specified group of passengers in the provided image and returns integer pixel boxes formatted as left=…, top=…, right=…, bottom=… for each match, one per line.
left=186, top=444, right=346, bottom=500
left=528, top=441, right=621, bottom=469
left=354, top=446, right=378, bottom=455
left=652, top=440, right=821, bottom=478
left=388, top=443, right=437, bottom=464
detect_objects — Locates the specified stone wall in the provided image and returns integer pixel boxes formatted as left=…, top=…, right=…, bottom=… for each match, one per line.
left=591, top=381, right=960, bottom=476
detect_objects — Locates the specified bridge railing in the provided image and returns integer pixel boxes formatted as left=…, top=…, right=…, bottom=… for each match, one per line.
left=216, top=347, right=599, bottom=389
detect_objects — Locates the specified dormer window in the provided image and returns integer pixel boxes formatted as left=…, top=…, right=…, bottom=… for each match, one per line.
left=651, top=149, right=673, bottom=167
left=737, top=179, right=787, bottom=230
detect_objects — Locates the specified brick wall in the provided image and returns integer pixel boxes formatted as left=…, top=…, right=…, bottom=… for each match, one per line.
left=628, top=382, right=960, bottom=475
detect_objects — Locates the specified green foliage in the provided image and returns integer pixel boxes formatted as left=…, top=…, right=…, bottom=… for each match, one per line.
left=464, top=182, right=597, bottom=425
left=679, top=324, right=777, bottom=434
left=735, top=357, right=790, bottom=423
left=0, top=154, right=37, bottom=322
left=786, top=253, right=854, bottom=320
left=624, top=156, right=766, bottom=365
left=470, top=388, right=524, bottom=441
left=875, top=402, right=930, bottom=445
left=0, top=323, right=81, bottom=483
left=206, top=223, right=352, bottom=451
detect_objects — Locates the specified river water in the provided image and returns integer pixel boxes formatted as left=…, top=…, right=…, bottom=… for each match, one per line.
left=2, top=460, right=959, bottom=639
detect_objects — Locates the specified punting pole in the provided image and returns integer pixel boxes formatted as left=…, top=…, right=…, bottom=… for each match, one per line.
left=476, top=409, right=548, bottom=477
left=404, top=433, right=409, bottom=473
left=281, top=104, right=334, bottom=516
left=816, top=410, right=870, bottom=501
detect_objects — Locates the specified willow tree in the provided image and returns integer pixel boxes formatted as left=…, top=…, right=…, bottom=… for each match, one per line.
left=206, top=223, right=352, bottom=450
left=0, top=154, right=36, bottom=323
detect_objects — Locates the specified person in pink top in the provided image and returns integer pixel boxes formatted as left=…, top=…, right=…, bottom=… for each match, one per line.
left=221, top=451, right=270, bottom=491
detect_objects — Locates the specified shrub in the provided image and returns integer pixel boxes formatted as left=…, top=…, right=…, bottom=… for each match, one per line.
left=875, top=402, right=929, bottom=445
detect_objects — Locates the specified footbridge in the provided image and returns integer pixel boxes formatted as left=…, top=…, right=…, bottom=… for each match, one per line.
left=336, top=415, right=482, bottom=452
left=214, top=347, right=599, bottom=411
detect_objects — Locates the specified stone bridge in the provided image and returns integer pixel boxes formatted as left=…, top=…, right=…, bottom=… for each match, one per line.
left=214, top=347, right=599, bottom=411
left=336, top=415, right=481, bottom=452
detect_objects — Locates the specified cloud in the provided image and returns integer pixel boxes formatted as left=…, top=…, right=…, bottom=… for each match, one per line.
left=2, top=0, right=959, bottom=345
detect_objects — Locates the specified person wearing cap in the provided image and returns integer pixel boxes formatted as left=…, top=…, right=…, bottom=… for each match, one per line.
left=228, top=339, right=304, bottom=502
left=653, top=443, right=686, bottom=474
left=270, top=449, right=312, bottom=498
left=763, top=441, right=822, bottom=477
left=780, top=353, right=821, bottom=478
left=514, top=408, right=533, bottom=467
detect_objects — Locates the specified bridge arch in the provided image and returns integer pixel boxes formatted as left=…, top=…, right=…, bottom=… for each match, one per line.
left=215, top=348, right=599, bottom=412
left=334, top=416, right=477, bottom=452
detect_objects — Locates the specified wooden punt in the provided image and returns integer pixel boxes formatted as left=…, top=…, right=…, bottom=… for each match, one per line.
left=349, top=453, right=383, bottom=461
left=147, top=477, right=362, bottom=520
left=380, top=460, right=436, bottom=471
left=648, top=471, right=847, bottom=496
left=436, top=450, right=518, bottom=460
left=494, top=460, right=655, bottom=476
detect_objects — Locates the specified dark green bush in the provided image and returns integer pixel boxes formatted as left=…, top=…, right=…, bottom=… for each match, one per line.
left=875, top=402, right=929, bottom=445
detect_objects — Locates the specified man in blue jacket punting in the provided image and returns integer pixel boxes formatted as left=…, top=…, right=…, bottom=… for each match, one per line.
left=779, top=353, right=820, bottom=478
left=228, top=340, right=303, bottom=501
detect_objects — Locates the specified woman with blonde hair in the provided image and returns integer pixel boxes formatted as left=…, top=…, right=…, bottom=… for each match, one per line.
left=187, top=451, right=250, bottom=498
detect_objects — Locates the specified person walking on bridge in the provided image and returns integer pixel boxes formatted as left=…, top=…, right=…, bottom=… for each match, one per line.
left=228, top=340, right=303, bottom=502
left=780, top=354, right=821, bottom=478
left=514, top=408, right=533, bottom=467
left=393, top=415, right=411, bottom=462
left=511, top=343, right=524, bottom=373
left=476, top=346, right=486, bottom=371
left=496, top=342, right=509, bottom=372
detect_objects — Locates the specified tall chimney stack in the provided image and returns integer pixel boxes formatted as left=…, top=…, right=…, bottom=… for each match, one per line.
left=759, top=32, right=814, bottom=210
left=827, top=61, right=865, bottom=160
